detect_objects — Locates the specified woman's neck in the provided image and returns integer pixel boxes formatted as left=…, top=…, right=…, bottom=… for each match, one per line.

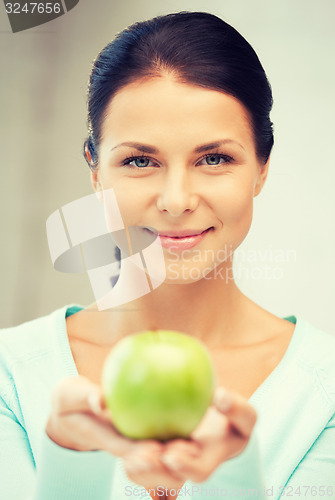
left=82, top=257, right=273, bottom=349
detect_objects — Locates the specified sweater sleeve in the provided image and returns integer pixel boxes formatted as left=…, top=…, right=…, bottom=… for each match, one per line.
left=280, top=412, right=335, bottom=500
left=0, top=391, right=116, bottom=500
left=186, top=429, right=266, bottom=499
left=34, top=432, right=116, bottom=500
left=186, top=412, right=335, bottom=500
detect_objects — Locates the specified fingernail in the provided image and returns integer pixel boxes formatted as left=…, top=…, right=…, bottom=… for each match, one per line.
left=88, top=392, right=102, bottom=415
left=214, top=388, right=233, bottom=412
left=161, top=454, right=180, bottom=471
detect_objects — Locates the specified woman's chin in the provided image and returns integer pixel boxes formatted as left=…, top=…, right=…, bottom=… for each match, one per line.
left=161, top=265, right=216, bottom=285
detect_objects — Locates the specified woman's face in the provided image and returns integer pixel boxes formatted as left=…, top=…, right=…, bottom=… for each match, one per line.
left=91, top=76, right=269, bottom=284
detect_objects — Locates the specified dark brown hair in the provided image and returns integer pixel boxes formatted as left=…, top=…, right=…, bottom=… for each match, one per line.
left=84, top=11, right=274, bottom=168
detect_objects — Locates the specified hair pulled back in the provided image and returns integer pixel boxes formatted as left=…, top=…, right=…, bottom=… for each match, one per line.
left=84, top=11, right=274, bottom=168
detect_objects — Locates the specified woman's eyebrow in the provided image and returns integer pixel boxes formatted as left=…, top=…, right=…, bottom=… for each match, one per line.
left=110, top=139, right=245, bottom=154
left=194, top=140, right=245, bottom=153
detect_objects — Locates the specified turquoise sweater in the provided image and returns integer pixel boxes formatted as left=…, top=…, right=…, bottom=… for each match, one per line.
left=1, top=304, right=335, bottom=499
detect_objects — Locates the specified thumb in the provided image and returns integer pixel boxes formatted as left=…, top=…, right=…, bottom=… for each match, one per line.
left=88, top=391, right=113, bottom=421
left=213, top=387, right=257, bottom=439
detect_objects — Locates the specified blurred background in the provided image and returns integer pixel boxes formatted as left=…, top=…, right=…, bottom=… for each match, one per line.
left=1, top=0, right=334, bottom=332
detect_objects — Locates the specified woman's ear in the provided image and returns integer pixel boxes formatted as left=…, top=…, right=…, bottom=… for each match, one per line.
left=253, top=157, right=270, bottom=197
left=85, top=143, right=103, bottom=202
left=90, top=169, right=103, bottom=202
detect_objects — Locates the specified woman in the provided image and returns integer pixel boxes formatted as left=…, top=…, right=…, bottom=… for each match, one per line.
left=1, top=11, right=335, bottom=500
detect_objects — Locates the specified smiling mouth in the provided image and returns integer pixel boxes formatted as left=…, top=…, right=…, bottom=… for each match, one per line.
left=164, top=228, right=213, bottom=238
left=143, top=227, right=214, bottom=238
left=156, top=227, right=213, bottom=250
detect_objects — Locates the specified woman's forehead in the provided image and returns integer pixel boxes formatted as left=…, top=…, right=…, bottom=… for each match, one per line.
left=105, top=75, right=248, bottom=116
left=100, top=76, right=254, bottom=148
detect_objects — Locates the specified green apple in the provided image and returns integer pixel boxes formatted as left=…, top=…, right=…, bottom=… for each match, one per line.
left=101, top=330, right=215, bottom=441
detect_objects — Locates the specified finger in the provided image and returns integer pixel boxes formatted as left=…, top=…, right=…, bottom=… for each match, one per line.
left=164, top=438, right=201, bottom=457
left=161, top=441, right=216, bottom=484
left=161, top=453, right=206, bottom=483
left=87, top=391, right=113, bottom=422
left=51, top=376, right=101, bottom=414
left=213, top=387, right=257, bottom=438
left=124, top=442, right=163, bottom=469
left=104, top=427, right=166, bottom=459
left=160, top=441, right=204, bottom=483
left=51, top=376, right=112, bottom=422
left=54, top=411, right=137, bottom=456
left=161, top=432, right=244, bottom=484
left=49, top=376, right=152, bottom=457
left=124, top=445, right=185, bottom=485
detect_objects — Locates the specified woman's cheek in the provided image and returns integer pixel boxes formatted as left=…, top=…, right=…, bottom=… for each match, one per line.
left=231, top=190, right=253, bottom=225
left=216, top=183, right=255, bottom=247
left=214, top=178, right=253, bottom=219
left=107, top=179, right=146, bottom=225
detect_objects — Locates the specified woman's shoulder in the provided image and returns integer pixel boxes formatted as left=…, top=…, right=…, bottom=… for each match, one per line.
left=1, top=304, right=66, bottom=341
left=0, top=304, right=79, bottom=372
left=290, top=316, right=335, bottom=400
left=295, top=316, right=335, bottom=359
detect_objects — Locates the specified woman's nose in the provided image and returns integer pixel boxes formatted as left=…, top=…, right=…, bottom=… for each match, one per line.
left=156, top=170, right=199, bottom=217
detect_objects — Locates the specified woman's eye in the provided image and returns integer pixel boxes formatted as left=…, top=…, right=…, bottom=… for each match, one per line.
left=121, top=153, right=233, bottom=169
left=200, top=154, right=233, bottom=166
left=122, top=156, right=155, bottom=168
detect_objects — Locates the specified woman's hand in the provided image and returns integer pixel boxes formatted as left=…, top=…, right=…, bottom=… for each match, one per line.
left=122, top=387, right=258, bottom=490
left=45, top=375, right=164, bottom=459
left=46, top=378, right=257, bottom=492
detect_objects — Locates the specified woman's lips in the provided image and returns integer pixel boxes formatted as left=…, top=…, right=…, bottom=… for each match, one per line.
left=158, top=227, right=213, bottom=250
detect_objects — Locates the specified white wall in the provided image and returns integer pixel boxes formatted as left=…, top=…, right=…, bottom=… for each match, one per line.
left=1, top=0, right=334, bottom=332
